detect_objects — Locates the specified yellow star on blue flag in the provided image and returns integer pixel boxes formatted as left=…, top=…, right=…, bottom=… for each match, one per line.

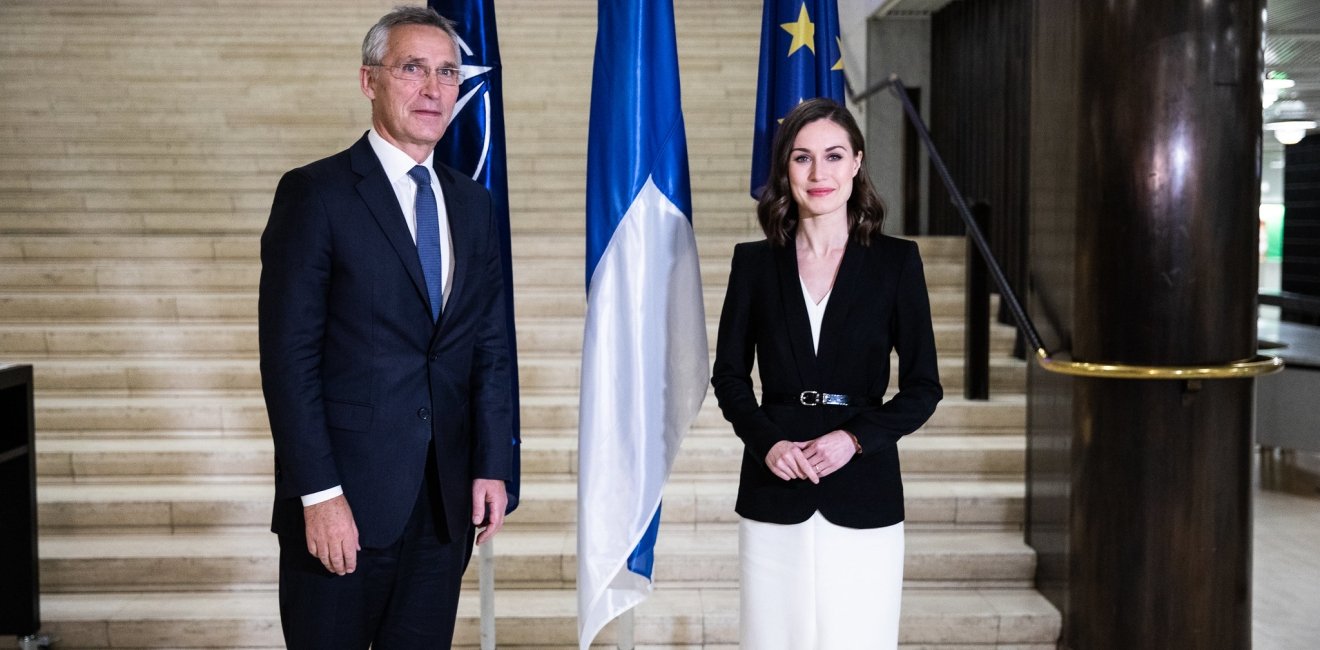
left=781, top=4, right=815, bottom=56
left=751, top=0, right=846, bottom=198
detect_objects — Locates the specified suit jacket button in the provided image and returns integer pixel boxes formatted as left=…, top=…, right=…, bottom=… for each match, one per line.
left=418, top=407, right=431, bottom=421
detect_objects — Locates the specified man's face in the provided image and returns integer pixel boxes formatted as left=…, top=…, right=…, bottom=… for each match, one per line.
left=361, top=24, right=459, bottom=162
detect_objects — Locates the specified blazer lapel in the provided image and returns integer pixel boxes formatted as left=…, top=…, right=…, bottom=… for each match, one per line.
left=815, top=238, right=866, bottom=376
left=774, top=241, right=817, bottom=387
left=349, top=136, right=430, bottom=309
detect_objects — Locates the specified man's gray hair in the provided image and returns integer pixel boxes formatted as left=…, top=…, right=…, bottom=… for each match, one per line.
left=362, top=6, right=459, bottom=66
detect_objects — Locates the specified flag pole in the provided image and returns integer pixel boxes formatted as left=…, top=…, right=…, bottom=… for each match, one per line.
left=480, top=540, right=495, bottom=650
left=617, top=608, right=634, bottom=650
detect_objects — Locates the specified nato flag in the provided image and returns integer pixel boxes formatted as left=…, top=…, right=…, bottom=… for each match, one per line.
left=430, top=0, right=521, bottom=513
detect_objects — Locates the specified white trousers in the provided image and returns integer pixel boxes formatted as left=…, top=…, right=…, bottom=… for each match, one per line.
left=739, top=512, right=904, bottom=650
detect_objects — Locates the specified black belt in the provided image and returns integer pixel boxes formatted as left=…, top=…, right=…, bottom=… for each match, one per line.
left=763, top=391, right=879, bottom=407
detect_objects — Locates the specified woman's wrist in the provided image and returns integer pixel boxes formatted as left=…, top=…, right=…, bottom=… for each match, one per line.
left=844, top=431, right=862, bottom=454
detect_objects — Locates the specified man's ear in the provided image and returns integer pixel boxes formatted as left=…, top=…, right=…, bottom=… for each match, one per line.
left=360, top=66, right=376, bottom=100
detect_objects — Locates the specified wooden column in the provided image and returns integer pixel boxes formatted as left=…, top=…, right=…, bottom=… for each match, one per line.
left=1071, top=0, right=1262, bottom=647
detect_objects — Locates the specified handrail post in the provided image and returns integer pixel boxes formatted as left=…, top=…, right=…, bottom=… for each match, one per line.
left=965, top=202, right=991, bottom=400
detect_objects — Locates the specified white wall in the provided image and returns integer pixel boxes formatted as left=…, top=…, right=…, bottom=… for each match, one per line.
left=838, top=0, right=886, bottom=98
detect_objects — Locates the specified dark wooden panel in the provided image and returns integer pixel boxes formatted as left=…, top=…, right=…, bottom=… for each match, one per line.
left=929, top=0, right=1031, bottom=300
left=1025, top=0, right=1080, bottom=632
left=1284, top=134, right=1320, bottom=324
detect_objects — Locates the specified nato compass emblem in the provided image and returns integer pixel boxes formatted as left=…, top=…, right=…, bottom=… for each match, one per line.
left=452, top=35, right=496, bottom=181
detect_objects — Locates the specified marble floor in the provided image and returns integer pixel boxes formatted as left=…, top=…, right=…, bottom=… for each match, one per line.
left=1254, top=479, right=1320, bottom=650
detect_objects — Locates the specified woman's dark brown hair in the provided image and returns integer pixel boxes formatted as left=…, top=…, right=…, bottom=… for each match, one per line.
left=756, top=98, right=886, bottom=246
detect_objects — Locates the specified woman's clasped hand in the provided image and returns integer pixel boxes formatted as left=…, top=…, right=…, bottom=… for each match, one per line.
left=765, top=430, right=858, bottom=482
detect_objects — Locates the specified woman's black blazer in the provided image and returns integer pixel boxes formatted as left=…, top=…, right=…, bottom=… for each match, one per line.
left=711, top=234, right=943, bottom=529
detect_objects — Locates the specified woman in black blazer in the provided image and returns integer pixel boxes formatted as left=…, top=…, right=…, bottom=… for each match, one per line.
left=712, top=98, right=942, bottom=649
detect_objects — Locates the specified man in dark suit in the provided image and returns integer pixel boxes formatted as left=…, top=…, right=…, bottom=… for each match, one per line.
left=258, top=7, right=514, bottom=648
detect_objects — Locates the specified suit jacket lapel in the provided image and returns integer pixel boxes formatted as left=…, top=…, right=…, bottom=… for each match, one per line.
left=774, top=241, right=817, bottom=387
left=349, top=136, right=430, bottom=309
left=815, top=238, right=865, bottom=376
left=436, top=163, right=473, bottom=329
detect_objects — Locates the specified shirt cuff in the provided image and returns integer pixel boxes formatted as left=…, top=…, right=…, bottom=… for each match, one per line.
left=301, top=485, right=343, bottom=507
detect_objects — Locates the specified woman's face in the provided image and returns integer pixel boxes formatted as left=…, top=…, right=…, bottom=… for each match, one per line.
left=787, top=118, right=862, bottom=221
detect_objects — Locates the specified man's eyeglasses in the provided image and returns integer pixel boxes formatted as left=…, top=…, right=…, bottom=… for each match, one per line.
left=368, top=63, right=463, bottom=86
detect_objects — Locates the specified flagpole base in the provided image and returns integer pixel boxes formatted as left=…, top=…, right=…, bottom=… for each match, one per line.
left=617, top=608, right=634, bottom=650
left=480, top=540, right=495, bottom=650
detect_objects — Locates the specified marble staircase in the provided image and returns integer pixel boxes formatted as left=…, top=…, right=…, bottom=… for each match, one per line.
left=0, top=0, right=1059, bottom=647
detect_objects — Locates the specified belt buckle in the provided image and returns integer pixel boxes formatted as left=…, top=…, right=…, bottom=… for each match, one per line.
left=799, top=390, right=820, bottom=406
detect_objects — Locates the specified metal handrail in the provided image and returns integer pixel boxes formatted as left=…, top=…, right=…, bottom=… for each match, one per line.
left=852, top=74, right=1284, bottom=380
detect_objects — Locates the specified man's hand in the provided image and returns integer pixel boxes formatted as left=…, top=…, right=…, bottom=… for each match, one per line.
left=471, top=478, right=507, bottom=545
left=304, top=494, right=360, bottom=576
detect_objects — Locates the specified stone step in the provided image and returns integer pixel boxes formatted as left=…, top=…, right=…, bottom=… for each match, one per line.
left=0, top=121, right=765, bottom=153
left=0, top=233, right=968, bottom=261
left=0, top=186, right=766, bottom=218
left=1, top=318, right=1018, bottom=358
left=34, top=433, right=1025, bottom=480
left=0, top=153, right=749, bottom=177
left=0, top=288, right=991, bottom=322
left=0, top=153, right=748, bottom=185
left=1, top=325, right=260, bottom=357
left=0, top=257, right=975, bottom=291
left=29, top=393, right=1026, bottom=434
left=35, top=476, right=1024, bottom=531
left=38, top=528, right=1035, bottom=592
left=0, top=207, right=759, bottom=237
left=17, top=349, right=1025, bottom=393
left=0, top=160, right=746, bottom=187
left=0, top=81, right=756, bottom=103
left=0, top=123, right=763, bottom=158
left=38, top=587, right=1059, bottom=648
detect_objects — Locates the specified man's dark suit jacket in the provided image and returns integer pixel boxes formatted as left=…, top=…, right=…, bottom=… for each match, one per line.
left=259, top=133, right=514, bottom=546
left=712, top=235, right=943, bottom=529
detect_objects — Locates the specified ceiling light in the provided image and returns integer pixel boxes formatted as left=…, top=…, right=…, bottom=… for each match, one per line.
left=1264, top=99, right=1316, bottom=145
left=1265, top=121, right=1317, bottom=145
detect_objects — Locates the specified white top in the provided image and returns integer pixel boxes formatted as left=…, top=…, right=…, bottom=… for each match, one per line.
left=800, top=277, right=832, bottom=354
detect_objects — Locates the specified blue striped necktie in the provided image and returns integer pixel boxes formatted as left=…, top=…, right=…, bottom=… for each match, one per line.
left=408, top=165, right=442, bottom=322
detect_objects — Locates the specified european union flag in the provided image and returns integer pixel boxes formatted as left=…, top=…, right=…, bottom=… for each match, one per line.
left=430, top=0, right=520, bottom=513
left=750, top=0, right=846, bottom=198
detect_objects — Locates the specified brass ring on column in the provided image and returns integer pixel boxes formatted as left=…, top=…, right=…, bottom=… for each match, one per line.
left=1033, top=349, right=1285, bottom=380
